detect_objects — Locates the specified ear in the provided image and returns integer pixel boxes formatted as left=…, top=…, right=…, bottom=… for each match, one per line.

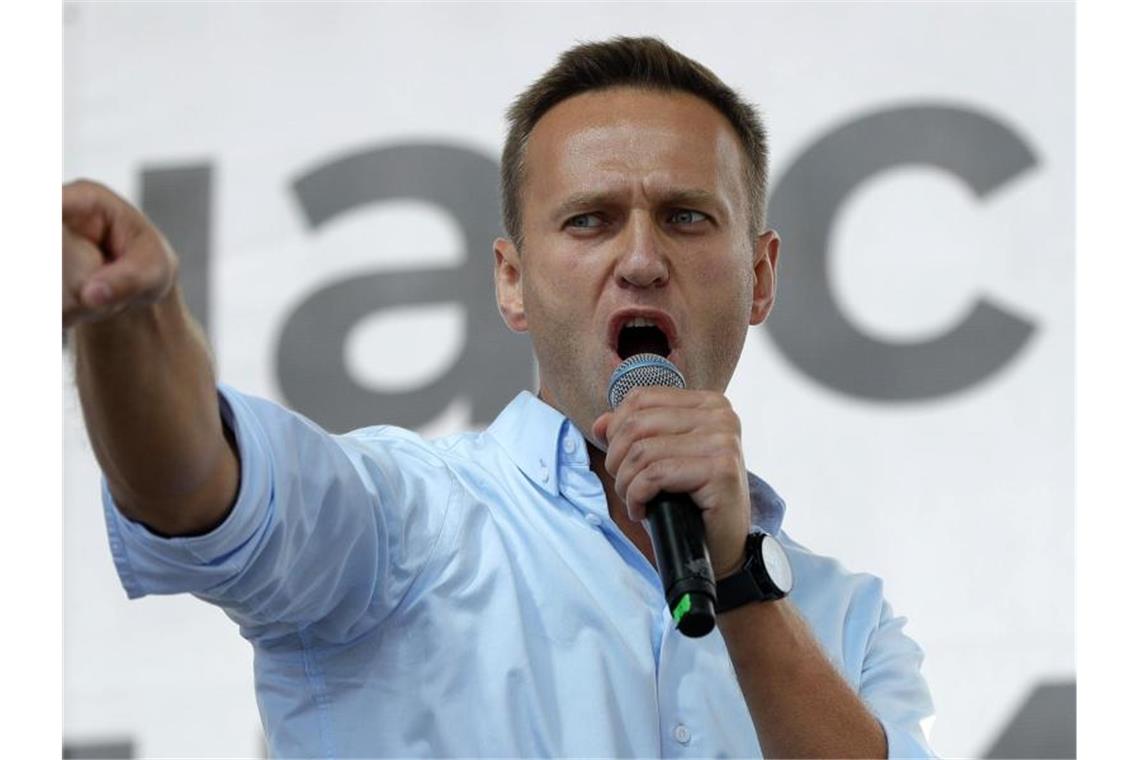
left=749, top=229, right=779, bottom=325
left=494, top=237, right=528, bottom=333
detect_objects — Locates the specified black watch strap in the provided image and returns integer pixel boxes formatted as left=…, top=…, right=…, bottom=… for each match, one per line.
left=714, top=532, right=790, bottom=613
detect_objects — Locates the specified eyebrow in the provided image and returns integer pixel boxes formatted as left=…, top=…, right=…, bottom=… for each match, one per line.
left=549, top=187, right=728, bottom=224
left=549, top=191, right=623, bottom=224
left=659, top=188, right=726, bottom=217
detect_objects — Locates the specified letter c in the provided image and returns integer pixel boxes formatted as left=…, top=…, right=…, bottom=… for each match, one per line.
left=765, top=104, right=1039, bottom=401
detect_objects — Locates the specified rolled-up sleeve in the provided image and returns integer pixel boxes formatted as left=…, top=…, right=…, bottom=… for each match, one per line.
left=102, top=384, right=455, bottom=644
left=859, top=597, right=938, bottom=758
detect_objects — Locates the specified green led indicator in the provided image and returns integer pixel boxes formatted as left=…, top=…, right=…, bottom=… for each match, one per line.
left=672, top=593, right=693, bottom=625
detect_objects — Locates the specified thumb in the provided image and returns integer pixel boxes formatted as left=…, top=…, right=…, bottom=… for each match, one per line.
left=80, top=279, right=115, bottom=309
left=82, top=249, right=172, bottom=313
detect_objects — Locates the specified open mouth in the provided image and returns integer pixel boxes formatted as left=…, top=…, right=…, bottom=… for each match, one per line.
left=616, top=318, right=671, bottom=360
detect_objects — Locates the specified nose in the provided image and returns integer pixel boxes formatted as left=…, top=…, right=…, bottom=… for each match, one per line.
left=614, top=211, right=669, bottom=289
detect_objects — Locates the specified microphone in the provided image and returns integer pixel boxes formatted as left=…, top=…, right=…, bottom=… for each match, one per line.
left=608, top=354, right=716, bottom=638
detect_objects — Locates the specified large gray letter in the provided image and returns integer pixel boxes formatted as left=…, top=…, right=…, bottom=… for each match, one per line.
left=766, top=105, right=1038, bottom=401
left=279, top=143, right=533, bottom=432
left=140, top=163, right=214, bottom=339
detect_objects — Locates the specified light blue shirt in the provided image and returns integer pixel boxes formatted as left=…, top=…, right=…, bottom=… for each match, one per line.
left=103, top=386, right=936, bottom=758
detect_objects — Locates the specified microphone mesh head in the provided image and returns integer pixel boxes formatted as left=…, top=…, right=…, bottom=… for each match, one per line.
left=608, top=353, right=686, bottom=409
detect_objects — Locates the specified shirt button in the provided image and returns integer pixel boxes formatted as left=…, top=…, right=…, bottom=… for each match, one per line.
left=673, top=724, right=691, bottom=745
left=562, top=436, right=577, bottom=454
left=585, top=513, right=602, bottom=527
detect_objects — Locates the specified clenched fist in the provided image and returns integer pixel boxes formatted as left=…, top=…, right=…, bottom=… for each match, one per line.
left=62, top=179, right=179, bottom=329
left=592, top=387, right=753, bottom=579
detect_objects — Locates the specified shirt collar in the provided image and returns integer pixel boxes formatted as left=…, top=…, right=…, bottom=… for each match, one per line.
left=486, top=391, right=578, bottom=497
left=486, top=390, right=786, bottom=533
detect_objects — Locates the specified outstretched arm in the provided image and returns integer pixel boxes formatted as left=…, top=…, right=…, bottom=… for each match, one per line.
left=64, top=178, right=238, bottom=537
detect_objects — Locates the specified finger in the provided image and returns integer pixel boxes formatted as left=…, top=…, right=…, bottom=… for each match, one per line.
left=63, top=180, right=117, bottom=246
left=62, top=226, right=110, bottom=327
left=622, top=455, right=731, bottom=522
left=625, top=453, right=747, bottom=524
left=597, top=389, right=694, bottom=446
left=608, top=388, right=730, bottom=439
left=605, top=409, right=700, bottom=476
left=62, top=216, right=169, bottom=324
left=62, top=179, right=146, bottom=261
left=62, top=223, right=102, bottom=289
left=612, top=432, right=741, bottom=515
left=63, top=281, right=131, bottom=330
left=605, top=403, right=735, bottom=474
left=616, top=385, right=710, bottom=413
left=84, top=245, right=173, bottom=312
left=626, top=455, right=752, bottom=577
left=608, top=400, right=705, bottom=442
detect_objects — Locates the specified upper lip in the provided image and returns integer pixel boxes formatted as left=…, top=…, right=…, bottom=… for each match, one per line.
left=606, top=307, right=681, bottom=356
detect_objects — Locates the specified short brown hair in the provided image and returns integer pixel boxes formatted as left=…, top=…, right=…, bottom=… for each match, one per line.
left=501, top=36, right=769, bottom=247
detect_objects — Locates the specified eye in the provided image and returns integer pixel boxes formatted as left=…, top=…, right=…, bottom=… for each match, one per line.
left=565, top=213, right=604, bottom=230
left=668, top=209, right=710, bottom=225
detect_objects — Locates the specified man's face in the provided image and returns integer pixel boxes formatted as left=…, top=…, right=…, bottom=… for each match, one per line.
left=495, top=87, right=778, bottom=447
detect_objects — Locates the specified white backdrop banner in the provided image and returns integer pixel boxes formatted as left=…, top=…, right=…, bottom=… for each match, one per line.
left=63, top=2, right=1073, bottom=758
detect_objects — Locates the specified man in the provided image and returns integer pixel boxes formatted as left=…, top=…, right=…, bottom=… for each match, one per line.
left=63, top=37, right=935, bottom=758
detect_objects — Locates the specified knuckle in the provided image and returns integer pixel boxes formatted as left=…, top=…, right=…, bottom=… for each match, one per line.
left=139, top=260, right=168, bottom=295
left=614, top=475, right=630, bottom=501
left=718, top=432, right=740, bottom=455
left=644, top=459, right=665, bottom=484
left=603, top=452, right=618, bottom=476
left=113, top=268, right=141, bottom=298
left=135, top=250, right=172, bottom=288
left=626, top=479, right=645, bottom=506
left=634, top=466, right=663, bottom=498
left=606, top=415, right=624, bottom=443
left=631, top=415, right=654, bottom=438
left=63, top=178, right=108, bottom=209
left=716, top=406, right=740, bottom=433
left=628, top=439, right=650, bottom=467
left=161, top=237, right=181, bottom=275
left=64, top=177, right=98, bottom=196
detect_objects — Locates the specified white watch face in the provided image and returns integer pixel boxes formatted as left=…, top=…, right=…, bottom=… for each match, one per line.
left=761, top=536, right=794, bottom=594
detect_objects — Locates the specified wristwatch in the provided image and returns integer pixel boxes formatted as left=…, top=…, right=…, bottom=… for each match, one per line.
left=714, top=531, right=794, bottom=613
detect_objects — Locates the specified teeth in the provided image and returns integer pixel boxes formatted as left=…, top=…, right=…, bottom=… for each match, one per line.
left=624, top=317, right=657, bottom=328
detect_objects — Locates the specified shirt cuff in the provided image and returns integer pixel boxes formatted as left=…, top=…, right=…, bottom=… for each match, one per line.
left=102, top=384, right=273, bottom=599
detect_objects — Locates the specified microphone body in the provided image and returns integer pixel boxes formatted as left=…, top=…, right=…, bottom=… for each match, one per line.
left=608, top=354, right=717, bottom=638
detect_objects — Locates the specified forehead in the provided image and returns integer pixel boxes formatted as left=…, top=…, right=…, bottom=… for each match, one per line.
left=522, top=87, right=749, bottom=215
